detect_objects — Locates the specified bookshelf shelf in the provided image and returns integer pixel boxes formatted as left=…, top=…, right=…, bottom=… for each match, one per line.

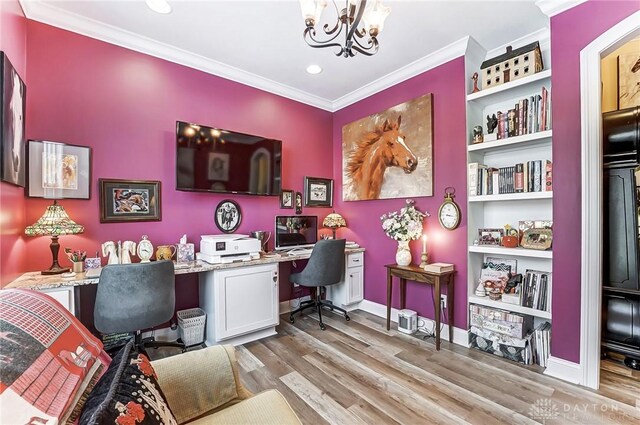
left=469, top=192, right=553, bottom=202
left=468, top=296, right=552, bottom=319
left=469, top=245, right=553, bottom=259
left=468, top=130, right=552, bottom=153
left=466, top=70, right=552, bottom=106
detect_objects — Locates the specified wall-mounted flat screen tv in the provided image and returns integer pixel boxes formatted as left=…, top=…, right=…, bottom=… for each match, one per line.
left=176, top=121, right=282, bottom=195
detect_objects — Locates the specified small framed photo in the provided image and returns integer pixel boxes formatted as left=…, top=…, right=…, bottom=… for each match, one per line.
left=304, top=176, right=333, bottom=207
left=280, top=188, right=294, bottom=209
left=521, top=228, right=553, bottom=250
left=27, top=140, right=91, bottom=199
left=99, top=179, right=161, bottom=223
left=295, top=191, right=302, bottom=214
left=214, top=199, right=241, bottom=233
left=478, top=228, right=503, bottom=246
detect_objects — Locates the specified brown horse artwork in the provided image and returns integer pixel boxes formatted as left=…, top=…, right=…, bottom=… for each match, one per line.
left=345, top=116, right=418, bottom=200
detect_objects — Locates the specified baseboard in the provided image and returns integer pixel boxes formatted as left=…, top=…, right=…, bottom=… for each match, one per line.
left=279, top=295, right=311, bottom=314
left=357, top=299, right=469, bottom=347
left=544, top=356, right=583, bottom=385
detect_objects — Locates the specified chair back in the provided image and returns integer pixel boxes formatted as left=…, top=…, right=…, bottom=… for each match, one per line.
left=94, top=261, right=175, bottom=334
left=295, top=239, right=346, bottom=287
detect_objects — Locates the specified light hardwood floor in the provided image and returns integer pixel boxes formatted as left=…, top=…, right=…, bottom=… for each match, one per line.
left=233, top=309, right=640, bottom=425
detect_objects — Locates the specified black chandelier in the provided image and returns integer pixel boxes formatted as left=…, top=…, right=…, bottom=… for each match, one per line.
left=300, top=0, right=391, bottom=58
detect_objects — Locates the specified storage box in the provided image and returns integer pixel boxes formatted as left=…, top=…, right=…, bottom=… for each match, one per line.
left=177, top=308, right=206, bottom=346
left=469, top=304, right=533, bottom=338
left=468, top=327, right=533, bottom=364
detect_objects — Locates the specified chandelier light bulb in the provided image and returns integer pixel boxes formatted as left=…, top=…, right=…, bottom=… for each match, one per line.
left=363, top=0, right=391, bottom=35
left=300, top=0, right=327, bottom=27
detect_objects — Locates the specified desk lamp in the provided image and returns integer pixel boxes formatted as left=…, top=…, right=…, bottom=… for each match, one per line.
left=323, top=211, right=346, bottom=239
left=25, top=200, right=84, bottom=275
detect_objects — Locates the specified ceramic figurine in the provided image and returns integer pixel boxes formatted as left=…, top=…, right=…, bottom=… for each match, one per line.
left=475, top=282, right=487, bottom=297
left=473, top=125, right=484, bottom=144
left=471, top=72, right=480, bottom=93
left=120, top=241, right=136, bottom=264
left=486, top=114, right=498, bottom=134
left=101, top=241, right=119, bottom=265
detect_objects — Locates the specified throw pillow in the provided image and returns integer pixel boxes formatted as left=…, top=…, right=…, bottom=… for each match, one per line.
left=80, top=340, right=177, bottom=425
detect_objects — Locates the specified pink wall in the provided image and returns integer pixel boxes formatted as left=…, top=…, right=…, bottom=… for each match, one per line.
left=333, top=57, right=468, bottom=329
left=550, top=1, right=639, bottom=362
left=23, top=21, right=333, bottom=307
left=0, top=0, right=27, bottom=287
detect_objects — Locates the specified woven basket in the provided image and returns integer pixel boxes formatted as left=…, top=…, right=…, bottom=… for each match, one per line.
left=177, top=308, right=206, bottom=346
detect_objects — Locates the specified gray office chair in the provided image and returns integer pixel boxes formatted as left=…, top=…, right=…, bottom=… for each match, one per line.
left=289, top=239, right=349, bottom=330
left=94, top=261, right=185, bottom=353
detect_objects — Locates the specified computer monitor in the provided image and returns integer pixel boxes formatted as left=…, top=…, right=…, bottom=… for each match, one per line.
left=274, top=215, right=318, bottom=250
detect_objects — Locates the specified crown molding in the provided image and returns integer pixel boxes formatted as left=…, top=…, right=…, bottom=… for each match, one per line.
left=19, top=0, right=335, bottom=111
left=332, top=36, right=469, bottom=111
left=535, top=0, right=588, bottom=18
left=484, top=27, right=550, bottom=59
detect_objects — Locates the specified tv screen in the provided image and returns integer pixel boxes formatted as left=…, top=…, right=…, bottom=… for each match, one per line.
left=275, top=215, right=318, bottom=250
left=176, top=121, right=282, bottom=195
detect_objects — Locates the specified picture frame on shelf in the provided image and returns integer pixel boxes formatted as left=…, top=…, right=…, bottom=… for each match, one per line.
left=214, top=199, right=241, bottom=233
left=304, top=176, right=333, bottom=207
left=280, top=189, right=293, bottom=209
left=99, top=178, right=161, bottom=223
left=521, top=228, right=552, bottom=250
left=27, top=140, right=91, bottom=199
left=478, top=228, right=503, bottom=246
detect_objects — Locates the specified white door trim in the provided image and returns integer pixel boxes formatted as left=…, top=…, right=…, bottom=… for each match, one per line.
left=579, top=10, right=640, bottom=390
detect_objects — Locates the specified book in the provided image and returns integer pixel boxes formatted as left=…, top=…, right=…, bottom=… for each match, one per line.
left=515, top=163, right=524, bottom=192
left=545, top=160, right=553, bottom=192
left=468, top=162, right=479, bottom=196
left=423, top=262, right=454, bottom=273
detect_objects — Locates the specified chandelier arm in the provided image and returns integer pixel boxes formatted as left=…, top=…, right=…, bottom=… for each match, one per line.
left=323, top=20, right=341, bottom=35
left=345, top=0, right=367, bottom=43
left=304, top=26, right=343, bottom=46
left=351, top=37, right=379, bottom=56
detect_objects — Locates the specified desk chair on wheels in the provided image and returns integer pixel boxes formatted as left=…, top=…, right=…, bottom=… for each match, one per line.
left=289, top=239, right=349, bottom=330
left=94, top=261, right=185, bottom=354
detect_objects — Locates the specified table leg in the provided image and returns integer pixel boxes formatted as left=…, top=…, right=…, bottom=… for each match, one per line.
left=448, top=274, right=454, bottom=344
left=386, top=269, right=392, bottom=331
left=434, top=277, right=441, bottom=350
left=400, top=278, right=406, bottom=310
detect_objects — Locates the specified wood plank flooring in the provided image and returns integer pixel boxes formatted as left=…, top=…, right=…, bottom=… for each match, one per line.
left=235, top=309, right=640, bottom=425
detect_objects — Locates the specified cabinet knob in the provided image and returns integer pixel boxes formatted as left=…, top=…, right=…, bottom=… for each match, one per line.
left=352, top=259, right=360, bottom=262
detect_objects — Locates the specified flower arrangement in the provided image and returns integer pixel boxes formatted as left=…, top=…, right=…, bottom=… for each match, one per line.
left=380, top=199, right=429, bottom=241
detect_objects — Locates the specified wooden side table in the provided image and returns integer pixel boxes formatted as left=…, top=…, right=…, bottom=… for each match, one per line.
left=385, top=264, right=455, bottom=350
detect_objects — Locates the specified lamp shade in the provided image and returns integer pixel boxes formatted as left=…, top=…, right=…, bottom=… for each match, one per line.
left=25, top=200, right=84, bottom=236
left=323, top=211, right=346, bottom=239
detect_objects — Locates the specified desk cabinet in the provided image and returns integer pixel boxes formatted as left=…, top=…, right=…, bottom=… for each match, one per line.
left=199, top=263, right=279, bottom=344
left=41, top=287, right=75, bottom=315
left=328, top=252, right=364, bottom=310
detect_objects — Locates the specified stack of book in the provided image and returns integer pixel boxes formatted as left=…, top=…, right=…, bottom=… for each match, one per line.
left=521, top=270, right=551, bottom=311
left=423, top=262, right=454, bottom=273
left=532, top=322, right=551, bottom=367
left=494, top=86, right=551, bottom=140
left=469, top=160, right=552, bottom=196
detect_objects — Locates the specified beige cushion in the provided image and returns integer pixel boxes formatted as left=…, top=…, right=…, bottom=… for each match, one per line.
left=188, top=390, right=302, bottom=425
left=152, top=346, right=238, bottom=424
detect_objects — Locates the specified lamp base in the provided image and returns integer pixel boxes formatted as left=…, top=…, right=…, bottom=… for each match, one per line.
left=419, top=252, right=429, bottom=268
left=41, top=265, right=70, bottom=275
left=41, top=235, right=70, bottom=275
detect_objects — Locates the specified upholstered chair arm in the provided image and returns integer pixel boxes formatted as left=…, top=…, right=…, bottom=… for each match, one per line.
left=151, top=345, right=252, bottom=424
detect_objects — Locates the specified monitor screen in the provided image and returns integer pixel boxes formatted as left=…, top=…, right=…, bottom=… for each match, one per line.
left=275, top=216, right=318, bottom=250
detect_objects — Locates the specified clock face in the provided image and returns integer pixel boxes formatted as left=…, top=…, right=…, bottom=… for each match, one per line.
left=439, top=202, right=460, bottom=230
left=137, top=237, right=154, bottom=261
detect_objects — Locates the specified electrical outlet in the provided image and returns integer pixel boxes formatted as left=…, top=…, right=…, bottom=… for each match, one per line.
left=440, top=294, right=447, bottom=307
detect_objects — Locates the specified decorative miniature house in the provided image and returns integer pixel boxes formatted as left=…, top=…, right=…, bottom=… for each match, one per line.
left=480, top=41, right=543, bottom=90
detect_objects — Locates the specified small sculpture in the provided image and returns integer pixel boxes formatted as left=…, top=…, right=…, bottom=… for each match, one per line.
left=101, top=241, right=119, bottom=265
left=474, top=282, right=486, bottom=297
left=486, top=114, right=498, bottom=134
left=120, top=241, right=137, bottom=264
left=471, top=72, right=480, bottom=93
left=473, top=125, right=484, bottom=144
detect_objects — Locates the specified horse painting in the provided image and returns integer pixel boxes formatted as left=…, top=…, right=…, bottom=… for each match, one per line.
left=346, top=116, right=418, bottom=200
left=342, top=93, right=433, bottom=201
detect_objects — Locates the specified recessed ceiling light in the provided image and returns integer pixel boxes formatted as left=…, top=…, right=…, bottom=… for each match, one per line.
left=306, top=65, right=322, bottom=75
left=146, top=0, right=172, bottom=14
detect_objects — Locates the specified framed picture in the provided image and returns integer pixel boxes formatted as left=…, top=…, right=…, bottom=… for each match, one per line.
left=342, top=93, right=433, bottom=201
left=478, top=228, right=503, bottom=246
left=280, top=189, right=293, bottom=209
left=521, top=228, right=553, bottom=250
left=214, top=199, right=241, bottom=233
left=1, top=52, right=26, bottom=187
left=618, top=53, right=640, bottom=109
left=27, top=140, right=91, bottom=199
left=99, top=179, right=161, bottom=223
left=304, top=176, right=333, bottom=207
left=295, top=191, right=302, bottom=214
left=208, top=152, right=230, bottom=181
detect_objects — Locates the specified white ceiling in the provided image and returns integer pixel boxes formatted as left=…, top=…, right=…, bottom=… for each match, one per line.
left=20, top=0, right=556, bottom=111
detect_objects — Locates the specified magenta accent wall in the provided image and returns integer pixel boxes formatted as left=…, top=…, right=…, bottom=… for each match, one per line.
left=0, top=0, right=27, bottom=287
left=550, top=1, right=639, bottom=363
left=22, top=22, right=332, bottom=308
left=332, top=57, right=468, bottom=329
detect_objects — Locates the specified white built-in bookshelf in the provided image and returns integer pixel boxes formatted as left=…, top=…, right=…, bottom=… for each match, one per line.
left=465, top=30, right=552, bottom=367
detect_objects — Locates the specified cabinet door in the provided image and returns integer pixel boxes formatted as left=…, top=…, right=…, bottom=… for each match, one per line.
left=604, top=168, right=640, bottom=290
left=347, top=267, right=363, bottom=304
left=214, top=264, right=279, bottom=341
left=41, top=287, right=75, bottom=316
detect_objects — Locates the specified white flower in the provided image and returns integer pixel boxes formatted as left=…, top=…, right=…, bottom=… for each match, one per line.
left=379, top=199, right=428, bottom=242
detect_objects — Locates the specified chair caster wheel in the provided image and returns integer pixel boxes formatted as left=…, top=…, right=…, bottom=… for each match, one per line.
left=345, top=315, right=351, bottom=321
left=289, top=316, right=295, bottom=324
left=320, top=324, right=326, bottom=330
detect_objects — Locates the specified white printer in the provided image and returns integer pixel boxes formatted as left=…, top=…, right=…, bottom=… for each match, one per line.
left=198, top=234, right=261, bottom=264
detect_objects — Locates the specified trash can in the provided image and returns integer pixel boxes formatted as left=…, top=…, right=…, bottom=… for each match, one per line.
left=177, top=308, right=206, bottom=346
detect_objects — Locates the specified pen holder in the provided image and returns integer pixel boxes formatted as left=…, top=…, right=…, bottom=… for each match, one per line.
left=72, top=261, right=83, bottom=273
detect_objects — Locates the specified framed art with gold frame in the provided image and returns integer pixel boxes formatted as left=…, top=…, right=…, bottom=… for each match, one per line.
left=521, top=228, right=552, bottom=250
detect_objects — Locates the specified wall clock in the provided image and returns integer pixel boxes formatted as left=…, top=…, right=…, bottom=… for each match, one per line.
left=438, top=187, right=461, bottom=230
left=215, top=199, right=241, bottom=233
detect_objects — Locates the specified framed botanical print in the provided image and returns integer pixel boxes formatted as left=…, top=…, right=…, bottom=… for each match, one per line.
left=304, top=176, right=333, bottom=207
left=99, top=178, right=161, bottom=223
left=27, top=140, right=91, bottom=199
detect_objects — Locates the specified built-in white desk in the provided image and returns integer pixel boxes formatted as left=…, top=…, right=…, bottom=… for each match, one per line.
left=5, top=248, right=365, bottom=346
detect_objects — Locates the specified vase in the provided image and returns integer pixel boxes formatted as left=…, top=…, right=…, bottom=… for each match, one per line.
left=395, top=240, right=412, bottom=266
